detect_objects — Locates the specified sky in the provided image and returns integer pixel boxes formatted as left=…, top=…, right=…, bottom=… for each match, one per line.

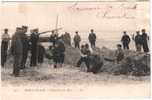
left=0, top=1, right=150, bottom=38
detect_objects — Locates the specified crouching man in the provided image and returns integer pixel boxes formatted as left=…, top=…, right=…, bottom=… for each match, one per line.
left=115, top=44, right=124, bottom=64
left=76, top=44, right=91, bottom=72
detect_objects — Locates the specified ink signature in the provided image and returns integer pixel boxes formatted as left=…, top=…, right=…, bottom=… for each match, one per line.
left=68, top=2, right=137, bottom=19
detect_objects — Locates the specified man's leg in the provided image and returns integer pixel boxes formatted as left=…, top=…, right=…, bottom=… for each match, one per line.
left=127, top=43, right=129, bottom=50
left=122, top=43, right=125, bottom=49
left=1, top=53, right=5, bottom=67
left=93, top=41, right=96, bottom=48
left=85, top=57, right=90, bottom=72
left=76, top=57, right=83, bottom=67
left=78, top=43, right=80, bottom=49
left=13, top=55, right=21, bottom=76
left=74, top=42, right=77, bottom=48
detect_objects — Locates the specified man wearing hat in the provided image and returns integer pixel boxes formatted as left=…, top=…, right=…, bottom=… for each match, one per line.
left=1, top=28, right=10, bottom=67
left=121, top=31, right=131, bottom=50
left=30, top=28, right=39, bottom=66
left=20, top=26, right=29, bottom=69
left=73, top=31, right=81, bottom=48
left=88, top=29, right=96, bottom=48
left=11, top=27, right=23, bottom=76
left=141, top=29, right=149, bottom=52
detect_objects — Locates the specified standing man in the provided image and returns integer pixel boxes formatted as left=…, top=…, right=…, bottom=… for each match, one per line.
left=134, top=31, right=142, bottom=52
left=88, top=29, right=96, bottom=48
left=20, top=26, right=29, bottom=69
left=63, top=32, right=71, bottom=46
left=30, top=29, right=39, bottom=67
left=73, top=31, right=81, bottom=48
left=1, top=28, right=10, bottom=67
left=141, top=29, right=149, bottom=52
left=121, top=31, right=131, bottom=50
left=49, top=30, right=58, bottom=46
left=11, top=27, right=23, bottom=77
left=52, top=39, right=65, bottom=68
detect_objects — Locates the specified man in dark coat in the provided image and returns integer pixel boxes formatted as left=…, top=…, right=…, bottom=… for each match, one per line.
left=134, top=31, right=142, bottom=52
left=49, top=31, right=58, bottom=46
left=37, top=43, right=45, bottom=65
left=62, top=32, right=71, bottom=46
left=141, top=29, right=149, bottom=52
left=30, top=29, right=39, bottom=67
left=1, top=28, right=10, bottom=67
left=20, top=26, right=29, bottom=69
left=73, top=31, right=81, bottom=48
left=88, top=29, right=96, bottom=48
left=52, top=39, right=65, bottom=68
left=11, top=27, right=23, bottom=77
left=121, top=31, right=131, bottom=50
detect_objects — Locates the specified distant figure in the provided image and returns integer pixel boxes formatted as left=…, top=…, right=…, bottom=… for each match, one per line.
left=1, top=28, right=10, bottom=67
left=11, top=27, right=23, bottom=77
left=134, top=31, right=142, bottom=52
left=49, top=31, right=58, bottom=46
left=20, top=26, right=30, bottom=69
left=62, top=32, right=71, bottom=46
left=121, top=31, right=131, bottom=50
left=73, top=31, right=81, bottom=48
left=141, top=29, right=149, bottom=52
left=30, top=29, right=39, bottom=67
left=37, top=43, right=45, bottom=65
left=77, top=44, right=91, bottom=72
left=115, top=44, right=124, bottom=63
left=88, top=29, right=96, bottom=48
left=52, top=39, right=65, bottom=68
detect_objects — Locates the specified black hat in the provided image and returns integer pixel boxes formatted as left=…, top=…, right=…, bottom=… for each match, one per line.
left=4, top=28, right=8, bottom=31
left=117, top=44, right=122, bottom=47
left=22, top=25, right=28, bottom=29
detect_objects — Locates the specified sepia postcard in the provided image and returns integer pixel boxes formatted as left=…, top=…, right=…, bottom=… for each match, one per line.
left=0, top=0, right=151, bottom=100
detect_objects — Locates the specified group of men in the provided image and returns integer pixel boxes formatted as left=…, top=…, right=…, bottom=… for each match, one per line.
left=1, top=27, right=150, bottom=76
left=121, top=29, right=149, bottom=52
left=1, top=26, right=46, bottom=76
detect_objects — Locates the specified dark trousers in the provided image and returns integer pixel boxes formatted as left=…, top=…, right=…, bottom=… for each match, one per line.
left=135, top=44, right=142, bottom=52
left=143, top=42, right=149, bottom=52
left=21, top=49, right=28, bottom=69
left=30, top=47, right=37, bottom=67
left=90, top=41, right=96, bottom=48
left=122, top=42, right=129, bottom=50
left=13, top=54, right=22, bottom=76
left=77, top=57, right=90, bottom=71
left=1, top=41, right=8, bottom=67
left=74, top=42, right=80, bottom=48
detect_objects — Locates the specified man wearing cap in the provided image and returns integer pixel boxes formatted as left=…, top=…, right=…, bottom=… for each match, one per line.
left=20, top=26, right=29, bottom=69
left=11, top=27, right=23, bottom=76
left=49, top=30, right=58, bottom=46
left=73, top=31, right=81, bottom=48
left=1, top=28, right=10, bottom=67
left=141, top=29, right=149, bottom=52
left=121, top=31, right=131, bottom=50
left=134, top=31, right=142, bottom=52
left=30, top=29, right=39, bottom=66
left=88, top=29, right=96, bottom=48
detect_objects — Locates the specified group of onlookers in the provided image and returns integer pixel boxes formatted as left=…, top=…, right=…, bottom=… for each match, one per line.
left=121, top=29, right=149, bottom=52
left=1, top=27, right=149, bottom=76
